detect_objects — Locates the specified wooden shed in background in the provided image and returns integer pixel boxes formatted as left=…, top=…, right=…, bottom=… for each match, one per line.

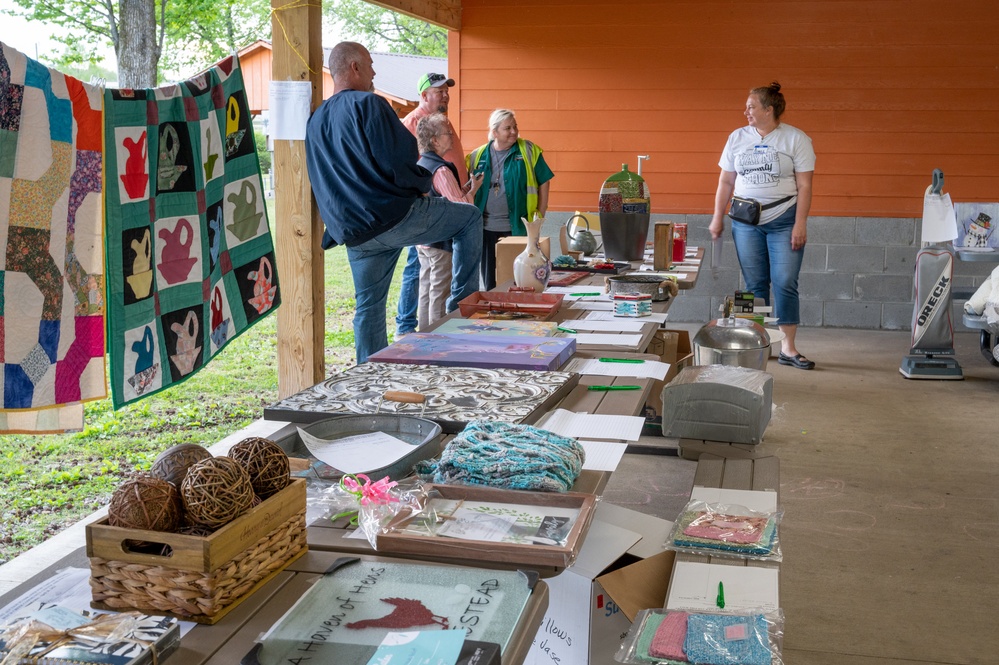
left=239, top=39, right=446, bottom=117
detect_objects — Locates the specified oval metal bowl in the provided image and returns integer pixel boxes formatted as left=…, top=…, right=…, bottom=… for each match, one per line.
left=276, top=414, right=443, bottom=480
left=605, top=273, right=677, bottom=301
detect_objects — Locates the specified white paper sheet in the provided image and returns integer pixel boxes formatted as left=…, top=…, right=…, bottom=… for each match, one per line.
left=569, top=333, right=644, bottom=347
left=677, top=258, right=702, bottom=265
left=438, top=512, right=516, bottom=542
left=666, top=561, right=779, bottom=612
left=537, top=408, right=644, bottom=441
left=544, top=286, right=607, bottom=300
left=562, top=358, right=670, bottom=380
left=297, top=428, right=416, bottom=474
left=268, top=80, right=312, bottom=140
left=0, top=567, right=197, bottom=635
left=585, top=310, right=669, bottom=324
left=0, top=568, right=93, bottom=623
left=562, top=319, right=646, bottom=332
left=689, top=487, right=778, bottom=513
left=635, top=268, right=688, bottom=279
left=580, top=440, right=628, bottom=471
left=570, top=300, right=614, bottom=311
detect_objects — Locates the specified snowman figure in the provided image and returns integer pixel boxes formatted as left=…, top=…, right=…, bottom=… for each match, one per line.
left=963, top=212, right=994, bottom=248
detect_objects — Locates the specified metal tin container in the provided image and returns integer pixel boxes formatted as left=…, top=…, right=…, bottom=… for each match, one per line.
left=275, top=414, right=443, bottom=480
left=692, top=317, right=771, bottom=370
left=605, top=274, right=676, bottom=301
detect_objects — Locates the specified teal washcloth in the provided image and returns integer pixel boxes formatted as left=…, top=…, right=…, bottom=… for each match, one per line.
left=684, top=613, right=771, bottom=665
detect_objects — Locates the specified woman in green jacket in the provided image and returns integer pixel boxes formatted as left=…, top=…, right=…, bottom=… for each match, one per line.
left=467, top=109, right=554, bottom=289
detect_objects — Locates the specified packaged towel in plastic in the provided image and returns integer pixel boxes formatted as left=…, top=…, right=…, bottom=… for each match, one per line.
left=614, top=608, right=784, bottom=665
left=665, top=499, right=782, bottom=562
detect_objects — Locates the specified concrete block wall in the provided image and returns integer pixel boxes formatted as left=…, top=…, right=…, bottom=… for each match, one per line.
left=542, top=212, right=997, bottom=331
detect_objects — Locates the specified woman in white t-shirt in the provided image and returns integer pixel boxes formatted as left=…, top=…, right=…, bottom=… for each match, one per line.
left=709, top=82, right=817, bottom=370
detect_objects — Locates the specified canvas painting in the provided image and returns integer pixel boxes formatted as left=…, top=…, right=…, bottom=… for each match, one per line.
left=427, top=318, right=559, bottom=337
left=368, top=333, right=576, bottom=371
left=953, top=202, right=998, bottom=251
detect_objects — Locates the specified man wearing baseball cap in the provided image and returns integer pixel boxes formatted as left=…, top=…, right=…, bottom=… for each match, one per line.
left=395, top=72, right=469, bottom=337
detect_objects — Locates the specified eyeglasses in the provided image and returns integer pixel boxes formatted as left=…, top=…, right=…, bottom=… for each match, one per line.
left=427, top=73, right=446, bottom=83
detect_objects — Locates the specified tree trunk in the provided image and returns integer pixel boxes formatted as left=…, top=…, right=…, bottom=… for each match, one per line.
left=118, top=0, right=160, bottom=88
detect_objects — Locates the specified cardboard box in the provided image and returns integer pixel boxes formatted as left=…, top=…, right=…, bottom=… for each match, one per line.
left=643, top=328, right=694, bottom=423
left=495, top=236, right=552, bottom=286
left=525, top=502, right=675, bottom=665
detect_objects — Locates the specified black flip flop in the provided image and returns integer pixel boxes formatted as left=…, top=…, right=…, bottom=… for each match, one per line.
left=778, top=352, right=815, bottom=370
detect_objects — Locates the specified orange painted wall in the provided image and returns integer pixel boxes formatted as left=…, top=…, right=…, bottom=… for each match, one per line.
left=453, top=0, right=999, bottom=217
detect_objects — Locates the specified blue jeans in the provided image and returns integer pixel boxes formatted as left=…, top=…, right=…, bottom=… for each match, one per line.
left=730, top=205, right=803, bottom=325
left=395, top=247, right=420, bottom=335
left=346, top=197, right=483, bottom=362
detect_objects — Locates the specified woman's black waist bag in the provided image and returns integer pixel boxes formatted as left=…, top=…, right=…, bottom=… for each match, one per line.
left=728, top=195, right=794, bottom=225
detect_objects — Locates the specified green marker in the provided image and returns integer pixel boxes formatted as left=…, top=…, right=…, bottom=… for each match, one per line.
left=716, top=581, right=725, bottom=608
left=569, top=292, right=601, bottom=297
left=557, top=326, right=577, bottom=334
left=598, top=357, right=645, bottom=364
left=587, top=385, right=641, bottom=391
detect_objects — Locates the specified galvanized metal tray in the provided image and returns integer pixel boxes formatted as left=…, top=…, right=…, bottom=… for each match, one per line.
left=274, top=414, right=443, bottom=481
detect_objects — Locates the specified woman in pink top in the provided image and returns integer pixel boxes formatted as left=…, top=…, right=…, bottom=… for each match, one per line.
left=414, top=113, right=484, bottom=329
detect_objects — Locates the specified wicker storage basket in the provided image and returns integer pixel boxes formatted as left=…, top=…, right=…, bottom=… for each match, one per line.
left=86, top=478, right=307, bottom=624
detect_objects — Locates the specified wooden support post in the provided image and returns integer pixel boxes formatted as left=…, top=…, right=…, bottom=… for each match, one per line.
left=271, top=0, right=325, bottom=398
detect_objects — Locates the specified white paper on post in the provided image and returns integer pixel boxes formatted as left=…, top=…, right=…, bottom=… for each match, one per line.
left=297, top=428, right=415, bottom=474
left=268, top=80, right=312, bottom=140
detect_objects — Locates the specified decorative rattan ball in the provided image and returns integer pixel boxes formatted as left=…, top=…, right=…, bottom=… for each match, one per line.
left=175, top=523, right=216, bottom=537
left=227, top=437, right=290, bottom=499
left=181, top=456, right=255, bottom=528
left=108, top=474, right=182, bottom=532
left=150, top=443, right=212, bottom=487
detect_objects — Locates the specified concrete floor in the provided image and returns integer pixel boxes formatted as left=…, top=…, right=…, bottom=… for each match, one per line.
left=2, top=327, right=996, bottom=664
left=603, top=326, right=999, bottom=665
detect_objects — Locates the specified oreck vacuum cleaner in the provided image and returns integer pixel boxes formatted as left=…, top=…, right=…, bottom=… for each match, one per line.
left=900, top=169, right=963, bottom=379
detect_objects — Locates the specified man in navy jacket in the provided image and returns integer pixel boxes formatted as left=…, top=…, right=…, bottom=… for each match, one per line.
left=305, top=42, right=483, bottom=362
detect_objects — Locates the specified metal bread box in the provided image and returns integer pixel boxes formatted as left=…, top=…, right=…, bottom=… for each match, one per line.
left=660, top=365, right=773, bottom=444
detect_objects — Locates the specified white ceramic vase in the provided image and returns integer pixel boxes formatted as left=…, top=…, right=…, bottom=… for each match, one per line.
left=513, top=216, right=551, bottom=291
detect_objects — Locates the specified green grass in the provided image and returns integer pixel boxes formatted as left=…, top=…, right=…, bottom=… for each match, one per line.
left=0, top=200, right=407, bottom=564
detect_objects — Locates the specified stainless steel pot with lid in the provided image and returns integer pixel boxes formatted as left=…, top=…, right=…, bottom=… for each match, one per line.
left=692, top=316, right=771, bottom=370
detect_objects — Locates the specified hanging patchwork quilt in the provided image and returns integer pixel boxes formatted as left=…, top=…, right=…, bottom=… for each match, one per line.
left=103, top=55, right=278, bottom=408
left=0, top=42, right=106, bottom=433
